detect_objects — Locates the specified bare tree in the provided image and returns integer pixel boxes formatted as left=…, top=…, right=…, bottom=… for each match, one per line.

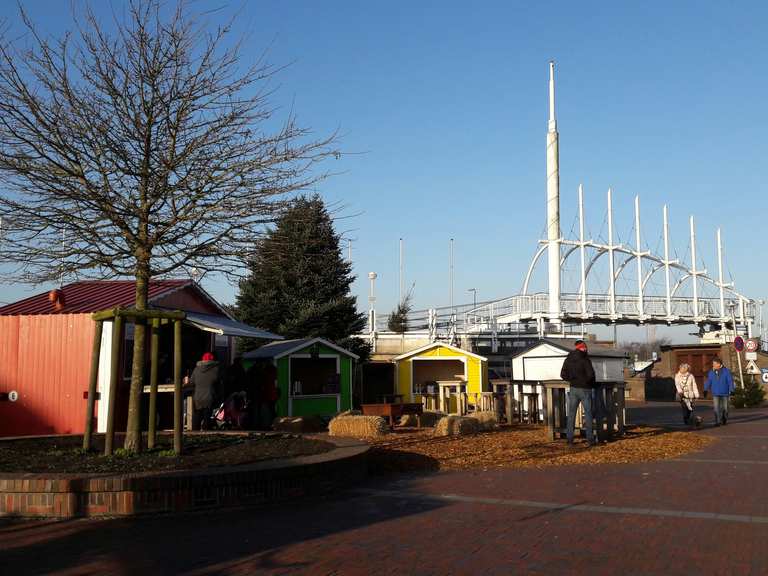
left=618, top=337, right=672, bottom=360
left=0, top=1, right=338, bottom=451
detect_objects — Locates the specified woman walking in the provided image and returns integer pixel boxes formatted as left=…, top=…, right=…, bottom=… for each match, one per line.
left=675, top=363, right=701, bottom=427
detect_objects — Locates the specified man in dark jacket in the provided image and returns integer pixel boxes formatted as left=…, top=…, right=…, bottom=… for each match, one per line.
left=189, top=352, right=221, bottom=430
left=560, top=340, right=597, bottom=445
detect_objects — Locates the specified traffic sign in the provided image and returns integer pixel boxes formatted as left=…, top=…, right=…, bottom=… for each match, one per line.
left=746, top=351, right=758, bottom=361
left=762, top=369, right=768, bottom=385
left=734, top=336, right=745, bottom=352
left=746, top=338, right=759, bottom=353
left=745, top=359, right=761, bottom=375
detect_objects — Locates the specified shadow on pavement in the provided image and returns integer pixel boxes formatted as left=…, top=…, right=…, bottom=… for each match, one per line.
left=0, top=480, right=449, bottom=575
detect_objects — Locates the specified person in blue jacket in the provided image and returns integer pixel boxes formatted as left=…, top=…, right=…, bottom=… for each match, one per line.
left=704, top=357, right=735, bottom=426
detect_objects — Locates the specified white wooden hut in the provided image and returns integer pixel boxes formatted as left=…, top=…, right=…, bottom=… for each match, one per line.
left=508, top=339, right=628, bottom=422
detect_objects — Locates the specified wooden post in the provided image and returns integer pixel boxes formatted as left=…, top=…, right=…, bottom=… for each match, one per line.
left=173, top=319, right=183, bottom=454
left=545, top=386, right=556, bottom=441
left=104, top=315, right=123, bottom=456
left=82, top=320, right=104, bottom=451
left=147, top=318, right=160, bottom=449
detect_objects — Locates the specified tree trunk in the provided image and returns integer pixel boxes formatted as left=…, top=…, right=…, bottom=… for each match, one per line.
left=124, top=257, right=150, bottom=452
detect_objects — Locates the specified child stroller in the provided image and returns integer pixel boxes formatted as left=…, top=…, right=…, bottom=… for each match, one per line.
left=211, top=391, right=250, bottom=430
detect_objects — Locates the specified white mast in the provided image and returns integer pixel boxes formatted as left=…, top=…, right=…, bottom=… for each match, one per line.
left=663, top=205, right=672, bottom=320
left=634, top=196, right=644, bottom=320
left=399, top=237, right=404, bottom=303
left=689, top=216, right=700, bottom=321
left=607, top=188, right=616, bottom=319
left=546, top=61, right=561, bottom=321
left=578, top=184, right=587, bottom=317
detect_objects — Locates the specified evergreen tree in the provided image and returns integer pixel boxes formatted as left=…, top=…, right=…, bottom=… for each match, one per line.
left=237, top=195, right=367, bottom=355
left=387, top=286, right=414, bottom=333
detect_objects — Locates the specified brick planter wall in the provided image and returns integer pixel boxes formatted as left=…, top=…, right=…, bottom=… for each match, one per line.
left=0, top=437, right=368, bottom=518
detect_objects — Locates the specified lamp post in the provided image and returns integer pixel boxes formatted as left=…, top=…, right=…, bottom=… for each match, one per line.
left=468, top=288, right=477, bottom=308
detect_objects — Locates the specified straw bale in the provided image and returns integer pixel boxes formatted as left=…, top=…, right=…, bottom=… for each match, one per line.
left=399, top=411, right=446, bottom=428
left=434, top=415, right=480, bottom=437
left=470, top=411, right=499, bottom=431
left=272, top=416, right=326, bottom=433
left=329, top=415, right=388, bottom=438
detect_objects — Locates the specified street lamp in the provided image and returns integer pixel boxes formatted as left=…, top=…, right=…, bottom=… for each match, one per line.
left=468, top=288, right=477, bottom=308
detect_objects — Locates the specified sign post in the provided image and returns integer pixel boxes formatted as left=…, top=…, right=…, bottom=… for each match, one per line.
left=733, top=336, right=745, bottom=388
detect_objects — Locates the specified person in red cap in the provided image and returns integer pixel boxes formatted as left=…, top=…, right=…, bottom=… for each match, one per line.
left=560, top=339, right=597, bottom=446
left=188, top=351, right=221, bottom=430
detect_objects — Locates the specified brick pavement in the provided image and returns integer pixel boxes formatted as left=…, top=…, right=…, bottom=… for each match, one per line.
left=3, top=403, right=768, bottom=575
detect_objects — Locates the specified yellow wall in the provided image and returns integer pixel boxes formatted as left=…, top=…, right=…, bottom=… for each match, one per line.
left=395, top=345, right=488, bottom=401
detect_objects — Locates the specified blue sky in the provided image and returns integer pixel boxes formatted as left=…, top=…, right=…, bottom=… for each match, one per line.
left=0, top=1, right=766, bottom=342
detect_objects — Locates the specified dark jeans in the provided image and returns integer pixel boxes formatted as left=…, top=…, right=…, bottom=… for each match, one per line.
left=567, top=387, right=594, bottom=444
left=593, top=386, right=607, bottom=440
left=192, top=407, right=212, bottom=431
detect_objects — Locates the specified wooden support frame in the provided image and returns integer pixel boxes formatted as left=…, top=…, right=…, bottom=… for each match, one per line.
left=173, top=318, right=183, bottom=454
left=147, top=318, right=160, bottom=449
left=82, top=320, right=104, bottom=451
left=91, top=307, right=188, bottom=455
left=104, top=315, right=123, bottom=456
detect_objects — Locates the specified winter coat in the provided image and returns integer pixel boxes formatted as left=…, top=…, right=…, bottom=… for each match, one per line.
left=222, top=362, right=246, bottom=398
left=704, top=367, right=735, bottom=397
left=190, top=360, right=221, bottom=409
left=674, top=373, right=699, bottom=399
left=560, top=349, right=596, bottom=389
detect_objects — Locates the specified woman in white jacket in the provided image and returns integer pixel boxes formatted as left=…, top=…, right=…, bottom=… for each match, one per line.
left=675, top=363, right=701, bottom=426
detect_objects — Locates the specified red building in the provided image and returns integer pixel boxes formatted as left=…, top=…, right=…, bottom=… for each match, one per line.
left=0, top=280, right=277, bottom=437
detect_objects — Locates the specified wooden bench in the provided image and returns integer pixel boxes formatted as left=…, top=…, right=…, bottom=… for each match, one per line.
left=361, top=402, right=423, bottom=427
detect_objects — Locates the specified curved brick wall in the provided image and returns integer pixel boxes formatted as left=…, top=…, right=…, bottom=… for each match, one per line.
left=0, top=437, right=368, bottom=518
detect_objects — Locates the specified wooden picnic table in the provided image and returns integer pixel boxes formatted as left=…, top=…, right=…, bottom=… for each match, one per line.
left=361, top=402, right=423, bottom=427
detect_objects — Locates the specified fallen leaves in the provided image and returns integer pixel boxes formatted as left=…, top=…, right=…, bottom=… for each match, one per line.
left=367, top=425, right=714, bottom=475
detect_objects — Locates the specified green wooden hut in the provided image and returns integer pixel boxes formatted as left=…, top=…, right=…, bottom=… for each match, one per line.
left=243, top=338, right=358, bottom=417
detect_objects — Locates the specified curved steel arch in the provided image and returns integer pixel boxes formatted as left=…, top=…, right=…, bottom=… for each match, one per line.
left=524, top=237, right=753, bottom=307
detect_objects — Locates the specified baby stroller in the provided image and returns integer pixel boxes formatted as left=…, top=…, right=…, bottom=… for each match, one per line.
left=211, top=391, right=250, bottom=430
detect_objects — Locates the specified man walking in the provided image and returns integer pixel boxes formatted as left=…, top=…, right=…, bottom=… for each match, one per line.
left=560, top=339, right=597, bottom=445
left=704, top=357, right=735, bottom=426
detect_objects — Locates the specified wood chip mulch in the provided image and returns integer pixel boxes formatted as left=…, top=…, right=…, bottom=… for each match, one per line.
left=367, top=425, right=714, bottom=475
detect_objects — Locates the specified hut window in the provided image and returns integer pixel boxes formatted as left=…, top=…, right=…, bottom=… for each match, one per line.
left=290, top=357, right=339, bottom=396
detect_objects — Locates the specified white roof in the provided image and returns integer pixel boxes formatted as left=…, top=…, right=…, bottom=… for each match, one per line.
left=242, top=337, right=359, bottom=360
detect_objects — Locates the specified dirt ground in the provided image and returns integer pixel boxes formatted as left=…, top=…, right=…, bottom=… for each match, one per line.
left=0, top=433, right=334, bottom=474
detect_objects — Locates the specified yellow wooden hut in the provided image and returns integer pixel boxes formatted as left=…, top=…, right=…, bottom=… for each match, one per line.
left=392, top=343, right=488, bottom=411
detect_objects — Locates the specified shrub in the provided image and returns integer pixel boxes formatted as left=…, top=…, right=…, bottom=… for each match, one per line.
left=731, top=379, right=765, bottom=408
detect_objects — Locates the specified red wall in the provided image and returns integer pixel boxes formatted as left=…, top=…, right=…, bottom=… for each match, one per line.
left=0, top=314, right=94, bottom=436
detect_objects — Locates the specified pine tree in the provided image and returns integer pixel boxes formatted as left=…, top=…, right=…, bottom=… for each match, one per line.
left=731, top=376, right=766, bottom=408
left=237, top=195, right=367, bottom=356
left=387, top=286, right=414, bottom=333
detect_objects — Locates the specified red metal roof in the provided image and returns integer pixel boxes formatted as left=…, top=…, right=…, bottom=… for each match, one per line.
left=0, top=280, right=193, bottom=316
